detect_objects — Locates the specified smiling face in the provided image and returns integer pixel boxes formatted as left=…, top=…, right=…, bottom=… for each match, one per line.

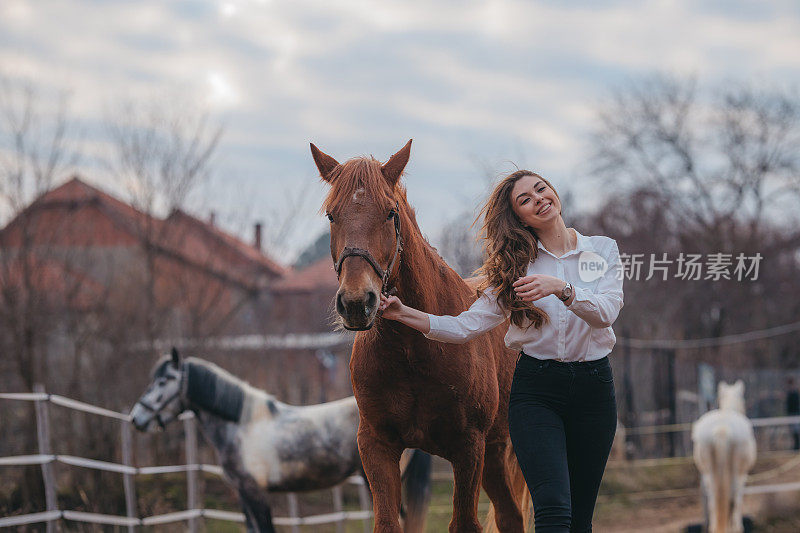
left=509, top=173, right=562, bottom=231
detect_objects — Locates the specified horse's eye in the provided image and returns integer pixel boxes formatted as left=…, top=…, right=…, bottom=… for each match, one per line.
left=326, top=213, right=334, bottom=223
left=387, top=210, right=396, bottom=221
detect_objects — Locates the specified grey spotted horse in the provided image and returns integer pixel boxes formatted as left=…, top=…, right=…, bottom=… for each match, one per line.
left=130, top=349, right=432, bottom=533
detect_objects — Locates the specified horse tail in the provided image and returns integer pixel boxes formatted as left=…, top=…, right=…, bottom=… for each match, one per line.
left=399, top=449, right=432, bottom=533
left=710, top=424, right=732, bottom=533
left=484, top=440, right=533, bottom=533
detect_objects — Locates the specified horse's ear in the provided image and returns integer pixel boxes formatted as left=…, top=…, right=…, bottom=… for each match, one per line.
left=310, top=143, right=340, bottom=182
left=381, top=139, right=412, bottom=187
left=171, top=347, right=180, bottom=367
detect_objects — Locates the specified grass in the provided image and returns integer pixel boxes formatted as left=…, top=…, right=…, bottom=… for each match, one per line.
left=11, top=451, right=800, bottom=531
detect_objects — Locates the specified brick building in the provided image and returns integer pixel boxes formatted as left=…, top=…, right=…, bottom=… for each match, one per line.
left=0, top=176, right=352, bottom=404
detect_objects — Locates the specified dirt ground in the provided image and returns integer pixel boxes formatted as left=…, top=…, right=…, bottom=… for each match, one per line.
left=421, top=451, right=800, bottom=533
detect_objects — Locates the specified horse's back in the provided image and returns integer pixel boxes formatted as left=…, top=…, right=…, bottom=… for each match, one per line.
left=692, top=409, right=756, bottom=472
left=693, top=410, right=754, bottom=442
left=239, top=396, right=361, bottom=492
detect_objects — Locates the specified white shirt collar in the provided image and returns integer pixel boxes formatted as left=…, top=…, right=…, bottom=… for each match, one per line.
left=537, top=228, right=594, bottom=259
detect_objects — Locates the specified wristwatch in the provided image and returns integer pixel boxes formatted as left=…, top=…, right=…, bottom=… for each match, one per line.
left=558, top=282, right=573, bottom=302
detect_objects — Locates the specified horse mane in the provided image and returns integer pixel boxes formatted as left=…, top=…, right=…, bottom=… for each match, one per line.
left=184, top=357, right=246, bottom=422
left=322, top=157, right=400, bottom=215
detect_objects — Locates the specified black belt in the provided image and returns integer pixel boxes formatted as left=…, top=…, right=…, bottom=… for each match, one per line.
left=519, top=351, right=608, bottom=367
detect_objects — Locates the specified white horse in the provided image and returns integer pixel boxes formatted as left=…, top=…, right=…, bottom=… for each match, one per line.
left=691, top=380, right=756, bottom=533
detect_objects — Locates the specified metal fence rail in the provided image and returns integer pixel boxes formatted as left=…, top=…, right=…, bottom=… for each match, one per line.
left=0, top=389, right=372, bottom=532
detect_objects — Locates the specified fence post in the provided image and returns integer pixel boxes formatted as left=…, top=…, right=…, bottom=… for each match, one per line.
left=120, top=421, right=137, bottom=532
left=357, top=478, right=371, bottom=533
left=183, top=414, right=199, bottom=533
left=286, top=493, right=300, bottom=533
left=332, top=485, right=344, bottom=533
left=33, top=383, right=58, bottom=533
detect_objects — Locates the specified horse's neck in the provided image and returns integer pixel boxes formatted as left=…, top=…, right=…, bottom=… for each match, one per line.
left=194, top=409, right=240, bottom=452
left=184, top=362, right=246, bottom=423
left=394, top=226, right=467, bottom=310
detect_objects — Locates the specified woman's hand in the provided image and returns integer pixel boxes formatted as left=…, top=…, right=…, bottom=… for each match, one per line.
left=378, top=293, right=432, bottom=333
left=378, top=293, right=405, bottom=321
left=513, top=274, right=564, bottom=302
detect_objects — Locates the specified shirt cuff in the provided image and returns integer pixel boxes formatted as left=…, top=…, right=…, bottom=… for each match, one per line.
left=566, top=285, right=591, bottom=309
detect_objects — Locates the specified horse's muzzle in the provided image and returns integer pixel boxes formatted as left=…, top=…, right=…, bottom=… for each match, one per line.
left=336, top=289, right=378, bottom=330
left=130, top=403, right=156, bottom=432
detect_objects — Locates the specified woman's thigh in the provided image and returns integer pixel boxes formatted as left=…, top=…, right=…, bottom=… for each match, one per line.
left=508, top=360, right=573, bottom=530
left=564, top=364, right=618, bottom=532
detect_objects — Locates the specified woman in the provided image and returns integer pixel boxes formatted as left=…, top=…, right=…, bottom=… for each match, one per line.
left=378, top=170, right=623, bottom=532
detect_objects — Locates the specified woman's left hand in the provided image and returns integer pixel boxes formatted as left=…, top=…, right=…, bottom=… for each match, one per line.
left=513, top=274, right=565, bottom=302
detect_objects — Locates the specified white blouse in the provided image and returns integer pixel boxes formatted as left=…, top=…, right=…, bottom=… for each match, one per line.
left=424, top=230, right=624, bottom=362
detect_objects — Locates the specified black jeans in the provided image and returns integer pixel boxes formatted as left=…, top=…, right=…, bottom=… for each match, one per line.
left=508, top=354, right=617, bottom=533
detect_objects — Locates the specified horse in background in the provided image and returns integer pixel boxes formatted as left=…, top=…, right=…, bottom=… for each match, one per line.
left=130, top=349, right=432, bottom=533
left=311, top=140, right=531, bottom=533
left=692, top=380, right=757, bottom=533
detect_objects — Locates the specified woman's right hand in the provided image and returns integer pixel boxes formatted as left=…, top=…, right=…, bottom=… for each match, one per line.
left=378, top=293, right=404, bottom=321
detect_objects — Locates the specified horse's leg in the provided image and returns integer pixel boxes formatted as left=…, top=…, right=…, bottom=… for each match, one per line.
left=238, top=483, right=276, bottom=533
left=481, top=440, right=524, bottom=533
left=243, top=493, right=276, bottom=533
left=358, top=427, right=403, bottom=533
left=449, top=435, right=485, bottom=533
left=239, top=495, right=256, bottom=533
left=732, top=474, right=746, bottom=533
left=732, top=446, right=751, bottom=533
left=400, top=449, right=433, bottom=533
left=702, top=474, right=719, bottom=533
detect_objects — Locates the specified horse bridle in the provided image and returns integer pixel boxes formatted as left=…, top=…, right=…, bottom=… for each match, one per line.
left=135, top=366, right=187, bottom=429
left=333, top=201, right=403, bottom=296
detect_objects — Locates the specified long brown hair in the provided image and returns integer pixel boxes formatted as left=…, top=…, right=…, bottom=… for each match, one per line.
left=475, top=170, right=561, bottom=329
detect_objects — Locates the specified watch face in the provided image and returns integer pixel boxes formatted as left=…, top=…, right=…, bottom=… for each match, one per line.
left=562, top=284, right=572, bottom=300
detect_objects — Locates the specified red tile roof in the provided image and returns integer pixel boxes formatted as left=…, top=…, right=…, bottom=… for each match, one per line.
left=38, top=176, right=158, bottom=233
left=1, top=176, right=288, bottom=289
left=165, top=209, right=286, bottom=278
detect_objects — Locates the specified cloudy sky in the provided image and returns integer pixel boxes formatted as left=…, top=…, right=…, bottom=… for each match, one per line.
left=2, top=0, right=799, bottom=260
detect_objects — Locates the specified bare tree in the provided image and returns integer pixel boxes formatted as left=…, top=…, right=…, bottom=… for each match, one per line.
left=436, top=210, right=483, bottom=277
left=586, top=76, right=800, bottom=457
left=106, top=99, right=222, bottom=214
left=0, top=74, right=83, bottom=510
left=0, top=75, right=79, bottom=389
left=261, top=180, right=319, bottom=262
left=104, top=100, right=223, bottom=346
left=590, top=76, right=800, bottom=249
left=0, top=77, right=77, bottom=216
left=588, top=77, right=800, bottom=343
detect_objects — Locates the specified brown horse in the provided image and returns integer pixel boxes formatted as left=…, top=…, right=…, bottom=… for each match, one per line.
left=311, top=140, right=531, bottom=533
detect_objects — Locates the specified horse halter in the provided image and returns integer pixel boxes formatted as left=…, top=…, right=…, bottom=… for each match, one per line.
left=333, top=202, right=403, bottom=296
left=135, top=366, right=186, bottom=429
